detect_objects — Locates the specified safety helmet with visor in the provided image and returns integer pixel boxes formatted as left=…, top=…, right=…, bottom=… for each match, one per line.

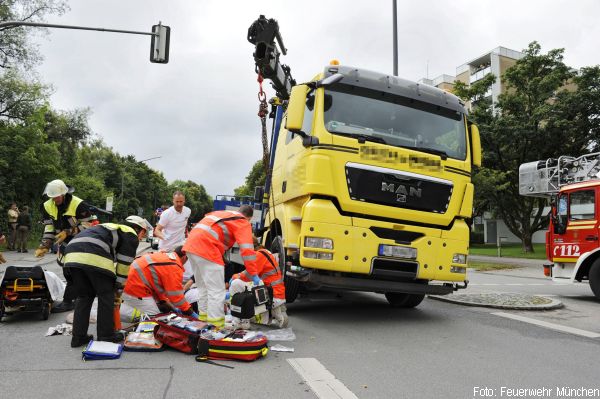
left=125, top=215, right=151, bottom=232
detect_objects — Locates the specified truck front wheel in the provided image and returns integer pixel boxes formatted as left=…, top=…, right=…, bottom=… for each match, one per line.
left=590, top=259, right=600, bottom=300
left=385, top=292, right=425, bottom=308
left=271, top=236, right=300, bottom=304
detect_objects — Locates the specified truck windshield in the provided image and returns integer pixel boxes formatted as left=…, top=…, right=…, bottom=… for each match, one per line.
left=324, top=86, right=467, bottom=160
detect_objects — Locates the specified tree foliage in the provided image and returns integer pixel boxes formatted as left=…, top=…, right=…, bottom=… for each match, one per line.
left=0, top=0, right=68, bottom=70
left=234, top=159, right=265, bottom=197
left=454, top=42, right=600, bottom=251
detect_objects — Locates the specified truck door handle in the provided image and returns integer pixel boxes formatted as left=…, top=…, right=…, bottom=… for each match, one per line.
left=585, top=235, right=598, bottom=241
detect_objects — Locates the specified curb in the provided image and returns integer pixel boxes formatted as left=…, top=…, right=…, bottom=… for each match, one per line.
left=428, top=292, right=563, bottom=310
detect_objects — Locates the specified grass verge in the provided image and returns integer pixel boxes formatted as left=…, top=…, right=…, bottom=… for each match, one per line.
left=469, top=243, right=546, bottom=260
left=468, top=261, right=522, bottom=271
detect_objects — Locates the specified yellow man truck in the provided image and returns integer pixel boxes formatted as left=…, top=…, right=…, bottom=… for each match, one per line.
left=248, top=16, right=481, bottom=307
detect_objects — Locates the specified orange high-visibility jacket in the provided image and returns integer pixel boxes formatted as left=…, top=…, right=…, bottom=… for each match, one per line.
left=183, top=210, right=258, bottom=275
left=232, top=249, right=285, bottom=300
left=123, top=252, right=191, bottom=312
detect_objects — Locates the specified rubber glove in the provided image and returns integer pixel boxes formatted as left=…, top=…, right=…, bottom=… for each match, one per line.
left=173, top=307, right=183, bottom=314
left=252, top=275, right=262, bottom=286
left=225, top=291, right=231, bottom=301
left=35, top=246, right=49, bottom=258
left=190, top=312, right=200, bottom=320
left=0, top=252, right=6, bottom=264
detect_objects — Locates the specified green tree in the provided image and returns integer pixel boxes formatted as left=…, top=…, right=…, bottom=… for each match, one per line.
left=234, top=159, right=266, bottom=197
left=454, top=42, right=600, bottom=252
left=0, top=0, right=68, bottom=70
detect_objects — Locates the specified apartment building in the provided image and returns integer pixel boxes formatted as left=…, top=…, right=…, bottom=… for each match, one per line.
left=419, top=46, right=524, bottom=107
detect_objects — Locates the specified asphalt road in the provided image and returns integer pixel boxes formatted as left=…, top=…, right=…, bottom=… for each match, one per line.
left=1, top=251, right=599, bottom=399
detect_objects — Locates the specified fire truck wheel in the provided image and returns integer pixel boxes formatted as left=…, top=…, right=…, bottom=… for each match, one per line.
left=385, top=293, right=425, bottom=308
left=270, top=235, right=299, bottom=304
left=589, top=259, right=600, bottom=300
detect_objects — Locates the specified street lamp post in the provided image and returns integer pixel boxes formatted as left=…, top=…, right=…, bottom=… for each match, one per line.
left=120, top=156, right=162, bottom=199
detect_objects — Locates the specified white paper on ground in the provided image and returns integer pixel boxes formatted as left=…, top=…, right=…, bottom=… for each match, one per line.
left=45, top=323, right=72, bottom=336
left=271, top=344, right=294, bottom=352
left=263, top=328, right=296, bottom=341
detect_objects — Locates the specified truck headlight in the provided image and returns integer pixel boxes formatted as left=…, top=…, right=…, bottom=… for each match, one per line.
left=304, top=251, right=333, bottom=260
left=452, top=253, right=467, bottom=264
left=378, top=244, right=417, bottom=259
left=450, top=266, right=466, bottom=274
left=304, top=237, right=334, bottom=249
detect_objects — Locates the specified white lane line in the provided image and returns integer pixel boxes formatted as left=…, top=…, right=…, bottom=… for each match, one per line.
left=288, top=358, right=358, bottom=399
left=492, top=312, right=600, bottom=338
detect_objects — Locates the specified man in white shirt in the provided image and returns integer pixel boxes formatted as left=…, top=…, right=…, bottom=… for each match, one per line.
left=153, top=191, right=191, bottom=252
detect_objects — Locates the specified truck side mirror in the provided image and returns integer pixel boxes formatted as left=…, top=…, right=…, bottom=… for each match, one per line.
left=470, top=124, right=482, bottom=167
left=285, top=84, right=308, bottom=132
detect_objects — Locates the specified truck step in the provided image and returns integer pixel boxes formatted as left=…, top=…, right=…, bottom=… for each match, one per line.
left=290, top=216, right=302, bottom=222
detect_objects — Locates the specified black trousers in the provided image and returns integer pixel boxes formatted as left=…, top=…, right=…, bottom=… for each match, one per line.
left=69, top=267, right=116, bottom=341
left=62, top=267, right=76, bottom=303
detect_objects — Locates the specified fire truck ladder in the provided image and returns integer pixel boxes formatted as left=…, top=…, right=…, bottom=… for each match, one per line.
left=519, top=152, right=600, bottom=197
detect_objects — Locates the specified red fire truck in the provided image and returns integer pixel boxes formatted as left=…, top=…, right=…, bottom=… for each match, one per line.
left=519, top=152, right=600, bottom=299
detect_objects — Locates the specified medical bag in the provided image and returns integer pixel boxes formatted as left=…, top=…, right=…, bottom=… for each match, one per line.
left=196, top=329, right=268, bottom=362
left=153, top=313, right=210, bottom=354
left=230, top=285, right=271, bottom=319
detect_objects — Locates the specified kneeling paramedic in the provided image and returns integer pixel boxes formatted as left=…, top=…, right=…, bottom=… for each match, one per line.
left=63, top=216, right=149, bottom=347
left=183, top=205, right=259, bottom=328
left=229, top=238, right=288, bottom=328
left=120, top=246, right=199, bottom=322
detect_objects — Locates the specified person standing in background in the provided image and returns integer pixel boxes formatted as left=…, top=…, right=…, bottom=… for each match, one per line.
left=7, top=202, right=19, bottom=251
left=153, top=191, right=191, bottom=252
left=15, top=206, right=32, bottom=253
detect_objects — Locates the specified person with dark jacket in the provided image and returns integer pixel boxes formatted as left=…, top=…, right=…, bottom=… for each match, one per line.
left=36, top=179, right=93, bottom=313
left=63, top=216, right=149, bottom=347
left=15, top=206, right=32, bottom=253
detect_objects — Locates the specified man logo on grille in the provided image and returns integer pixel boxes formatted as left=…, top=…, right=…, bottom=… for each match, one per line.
left=381, top=182, right=422, bottom=202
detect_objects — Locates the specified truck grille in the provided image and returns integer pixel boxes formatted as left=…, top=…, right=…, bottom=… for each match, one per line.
left=346, top=162, right=453, bottom=213
left=371, top=258, right=418, bottom=279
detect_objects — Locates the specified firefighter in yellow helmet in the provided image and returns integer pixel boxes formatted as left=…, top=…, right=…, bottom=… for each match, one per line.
left=36, top=179, right=93, bottom=313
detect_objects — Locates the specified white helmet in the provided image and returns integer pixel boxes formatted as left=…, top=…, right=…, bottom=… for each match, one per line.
left=125, top=215, right=151, bottom=231
left=43, top=179, right=70, bottom=198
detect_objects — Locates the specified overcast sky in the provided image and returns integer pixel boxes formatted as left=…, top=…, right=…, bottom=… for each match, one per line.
left=33, top=0, right=600, bottom=197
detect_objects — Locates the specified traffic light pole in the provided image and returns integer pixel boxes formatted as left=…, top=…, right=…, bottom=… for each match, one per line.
left=0, top=20, right=170, bottom=63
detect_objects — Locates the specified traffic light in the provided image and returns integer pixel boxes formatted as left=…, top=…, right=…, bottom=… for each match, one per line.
left=150, top=23, right=170, bottom=63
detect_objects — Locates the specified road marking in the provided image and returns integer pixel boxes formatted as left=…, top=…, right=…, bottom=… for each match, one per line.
left=492, top=312, right=600, bottom=338
left=288, top=358, right=358, bottom=399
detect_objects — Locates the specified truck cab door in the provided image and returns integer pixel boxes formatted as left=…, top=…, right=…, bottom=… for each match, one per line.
left=552, top=188, right=597, bottom=262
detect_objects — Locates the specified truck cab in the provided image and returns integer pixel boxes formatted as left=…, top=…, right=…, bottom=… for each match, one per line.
left=261, top=64, right=482, bottom=307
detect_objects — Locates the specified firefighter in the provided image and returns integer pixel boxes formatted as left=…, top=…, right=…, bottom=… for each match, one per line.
left=120, top=246, right=199, bottom=322
left=63, top=216, right=149, bottom=347
left=182, top=205, right=259, bottom=328
left=229, top=237, right=288, bottom=328
left=35, top=179, right=93, bottom=313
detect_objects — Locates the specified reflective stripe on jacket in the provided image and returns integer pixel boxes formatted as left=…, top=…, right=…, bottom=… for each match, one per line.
left=233, top=249, right=285, bottom=300
left=63, top=223, right=139, bottom=283
left=123, top=252, right=190, bottom=312
left=183, top=210, right=258, bottom=275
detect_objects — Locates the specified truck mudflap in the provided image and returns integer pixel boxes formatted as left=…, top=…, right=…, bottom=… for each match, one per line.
left=305, top=273, right=458, bottom=295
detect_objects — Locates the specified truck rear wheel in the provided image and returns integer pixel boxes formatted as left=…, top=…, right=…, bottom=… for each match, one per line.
left=590, top=259, right=600, bottom=300
left=385, top=292, right=425, bottom=308
left=271, top=235, right=299, bottom=304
